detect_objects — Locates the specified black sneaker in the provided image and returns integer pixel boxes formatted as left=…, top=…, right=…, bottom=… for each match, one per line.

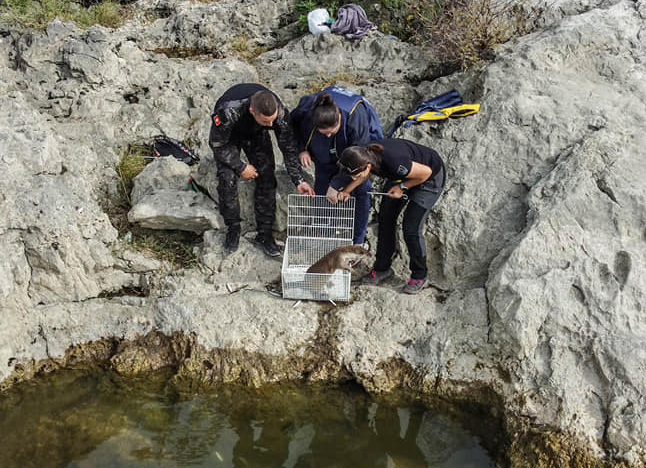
left=224, top=226, right=240, bottom=253
left=254, top=233, right=281, bottom=257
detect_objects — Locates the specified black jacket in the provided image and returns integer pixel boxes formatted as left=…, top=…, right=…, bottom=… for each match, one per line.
left=209, top=84, right=305, bottom=186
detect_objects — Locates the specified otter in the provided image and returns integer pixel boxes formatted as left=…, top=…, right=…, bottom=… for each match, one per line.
left=306, top=245, right=371, bottom=274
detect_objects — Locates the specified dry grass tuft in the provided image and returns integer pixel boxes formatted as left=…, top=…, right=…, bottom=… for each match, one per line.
left=306, top=72, right=371, bottom=94
left=116, top=142, right=150, bottom=207
left=229, top=35, right=267, bottom=62
left=413, top=0, right=539, bottom=70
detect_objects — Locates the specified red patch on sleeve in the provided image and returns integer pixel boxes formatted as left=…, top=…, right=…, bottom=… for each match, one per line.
left=213, top=114, right=221, bottom=126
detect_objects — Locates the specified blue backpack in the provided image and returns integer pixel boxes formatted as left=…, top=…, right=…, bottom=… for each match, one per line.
left=322, top=86, right=384, bottom=141
left=387, top=89, right=480, bottom=137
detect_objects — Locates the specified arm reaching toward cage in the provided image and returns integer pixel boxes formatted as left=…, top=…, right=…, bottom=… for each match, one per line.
left=297, top=181, right=315, bottom=196
left=334, top=169, right=370, bottom=203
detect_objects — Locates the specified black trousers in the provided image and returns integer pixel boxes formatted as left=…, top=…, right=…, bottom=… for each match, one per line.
left=215, top=131, right=277, bottom=234
left=373, top=166, right=444, bottom=279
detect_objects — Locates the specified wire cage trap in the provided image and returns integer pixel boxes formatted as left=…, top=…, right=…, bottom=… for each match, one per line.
left=282, top=194, right=356, bottom=301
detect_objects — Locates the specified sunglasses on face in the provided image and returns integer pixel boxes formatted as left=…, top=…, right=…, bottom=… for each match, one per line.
left=337, top=161, right=367, bottom=175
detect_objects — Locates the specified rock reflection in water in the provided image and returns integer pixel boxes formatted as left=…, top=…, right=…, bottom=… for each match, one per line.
left=0, top=370, right=497, bottom=468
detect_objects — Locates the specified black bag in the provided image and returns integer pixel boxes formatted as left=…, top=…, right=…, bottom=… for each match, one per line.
left=152, top=135, right=200, bottom=166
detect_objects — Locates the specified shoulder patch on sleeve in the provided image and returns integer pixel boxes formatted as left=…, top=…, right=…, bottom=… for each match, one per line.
left=397, top=165, right=408, bottom=176
left=212, top=114, right=221, bottom=126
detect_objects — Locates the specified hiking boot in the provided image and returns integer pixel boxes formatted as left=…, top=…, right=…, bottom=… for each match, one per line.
left=361, top=268, right=394, bottom=286
left=254, top=233, right=281, bottom=257
left=224, top=226, right=240, bottom=253
left=403, top=278, right=427, bottom=294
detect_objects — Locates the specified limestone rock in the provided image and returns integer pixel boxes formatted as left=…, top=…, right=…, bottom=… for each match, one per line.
left=153, top=270, right=319, bottom=356
left=128, top=156, right=222, bottom=233
left=337, top=286, right=497, bottom=393
left=131, top=0, right=295, bottom=53
left=128, top=189, right=222, bottom=233
left=130, top=156, right=193, bottom=204
left=0, top=0, right=645, bottom=464
left=256, top=32, right=433, bottom=130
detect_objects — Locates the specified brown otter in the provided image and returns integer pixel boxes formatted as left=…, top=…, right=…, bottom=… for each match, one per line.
left=306, top=245, right=371, bottom=274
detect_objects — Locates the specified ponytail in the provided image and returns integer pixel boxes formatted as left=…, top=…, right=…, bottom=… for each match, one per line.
left=366, top=143, right=384, bottom=157
left=364, top=144, right=383, bottom=173
left=312, top=93, right=340, bottom=129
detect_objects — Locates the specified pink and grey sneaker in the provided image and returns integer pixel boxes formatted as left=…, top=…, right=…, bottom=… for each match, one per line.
left=403, top=278, right=427, bottom=294
left=361, top=268, right=394, bottom=285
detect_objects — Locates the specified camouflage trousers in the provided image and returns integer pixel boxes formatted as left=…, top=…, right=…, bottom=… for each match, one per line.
left=215, top=131, right=277, bottom=234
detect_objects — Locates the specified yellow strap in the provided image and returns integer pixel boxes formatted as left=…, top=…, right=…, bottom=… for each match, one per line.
left=349, top=100, right=362, bottom=115
left=408, top=103, right=480, bottom=122
left=443, top=103, right=480, bottom=118
left=306, top=128, right=315, bottom=147
left=408, top=111, right=449, bottom=122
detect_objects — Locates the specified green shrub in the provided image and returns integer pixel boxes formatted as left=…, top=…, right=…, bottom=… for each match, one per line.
left=0, top=0, right=131, bottom=29
left=75, top=1, right=123, bottom=28
left=288, top=0, right=539, bottom=71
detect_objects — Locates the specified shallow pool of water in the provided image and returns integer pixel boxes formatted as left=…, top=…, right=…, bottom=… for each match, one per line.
left=0, top=370, right=498, bottom=468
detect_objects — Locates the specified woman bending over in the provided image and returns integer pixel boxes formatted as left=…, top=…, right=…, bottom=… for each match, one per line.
left=335, top=138, right=445, bottom=294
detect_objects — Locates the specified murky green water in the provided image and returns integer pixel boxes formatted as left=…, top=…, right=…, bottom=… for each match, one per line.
left=0, top=370, right=498, bottom=468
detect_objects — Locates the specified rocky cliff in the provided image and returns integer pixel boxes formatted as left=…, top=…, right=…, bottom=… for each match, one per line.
left=1, top=0, right=645, bottom=466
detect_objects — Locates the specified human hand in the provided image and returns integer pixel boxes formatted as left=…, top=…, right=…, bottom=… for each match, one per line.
left=299, top=151, right=312, bottom=168
left=326, top=186, right=339, bottom=204
left=240, top=164, right=258, bottom=181
left=297, top=182, right=315, bottom=196
left=337, top=191, right=351, bottom=202
left=387, top=185, right=404, bottom=199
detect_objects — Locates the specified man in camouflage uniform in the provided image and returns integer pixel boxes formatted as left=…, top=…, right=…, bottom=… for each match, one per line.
left=209, top=83, right=314, bottom=256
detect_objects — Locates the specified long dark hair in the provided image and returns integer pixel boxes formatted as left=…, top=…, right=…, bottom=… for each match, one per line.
left=312, top=93, right=340, bottom=129
left=338, top=144, right=383, bottom=174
